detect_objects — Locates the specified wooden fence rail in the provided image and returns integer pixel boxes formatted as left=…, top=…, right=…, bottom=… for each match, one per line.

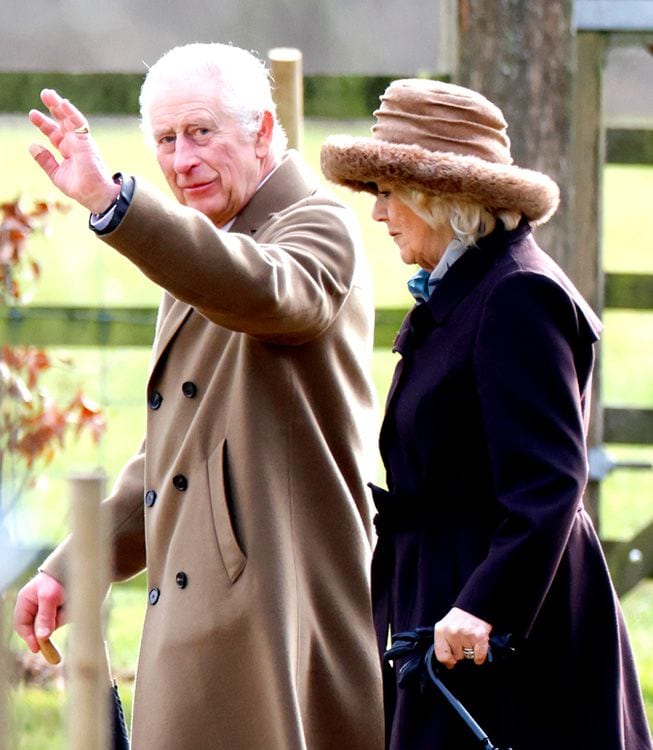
left=2, top=271, right=652, bottom=594
left=2, top=271, right=652, bottom=348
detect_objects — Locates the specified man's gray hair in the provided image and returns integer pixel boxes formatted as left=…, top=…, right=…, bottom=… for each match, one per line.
left=139, top=42, right=288, bottom=159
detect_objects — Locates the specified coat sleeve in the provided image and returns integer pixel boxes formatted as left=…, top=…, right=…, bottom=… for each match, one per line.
left=453, top=270, right=595, bottom=638
left=98, top=181, right=361, bottom=346
left=39, top=442, right=147, bottom=586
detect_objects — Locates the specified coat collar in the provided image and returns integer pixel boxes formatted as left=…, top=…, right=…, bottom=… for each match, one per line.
left=230, top=150, right=319, bottom=237
left=151, top=150, right=317, bottom=368
left=393, top=220, right=532, bottom=355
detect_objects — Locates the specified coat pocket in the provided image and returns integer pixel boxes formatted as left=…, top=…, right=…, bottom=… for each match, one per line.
left=207, top=439, right=247, bottom=583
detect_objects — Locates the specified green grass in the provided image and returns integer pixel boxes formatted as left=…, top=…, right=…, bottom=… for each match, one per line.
left=8, top=677, right=135, bottom=750
left=8, top=685, right=67, bottom=750
left=2, top=115, right=653, bottom=741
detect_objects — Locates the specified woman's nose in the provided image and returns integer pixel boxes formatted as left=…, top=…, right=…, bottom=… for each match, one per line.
left=372, top=196, right=387, bottom=222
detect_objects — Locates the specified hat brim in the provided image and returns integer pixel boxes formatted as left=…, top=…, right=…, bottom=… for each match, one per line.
left=320, top=135, right=559, bottom=226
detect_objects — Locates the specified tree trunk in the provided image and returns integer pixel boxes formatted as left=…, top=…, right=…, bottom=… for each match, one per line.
left=455, top=0, right=575, bottom=275
left=456, top=0, right=606, bottom=526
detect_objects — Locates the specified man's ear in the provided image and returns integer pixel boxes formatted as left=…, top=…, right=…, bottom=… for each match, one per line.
left=255, top=110, right=275, bottom=156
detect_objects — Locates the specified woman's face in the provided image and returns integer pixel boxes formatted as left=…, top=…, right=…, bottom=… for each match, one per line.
left=372, top=187, right=454, bottom=271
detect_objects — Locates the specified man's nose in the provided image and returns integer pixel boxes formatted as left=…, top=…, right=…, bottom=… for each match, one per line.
left=173, top=135, right=199, bottom=173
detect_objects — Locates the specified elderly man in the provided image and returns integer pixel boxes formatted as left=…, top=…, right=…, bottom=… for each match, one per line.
left=13, top=43, right=384, bottom=749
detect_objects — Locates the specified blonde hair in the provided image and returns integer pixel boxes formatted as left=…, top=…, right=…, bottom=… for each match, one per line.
left=401, top=190, right=521, bottom=247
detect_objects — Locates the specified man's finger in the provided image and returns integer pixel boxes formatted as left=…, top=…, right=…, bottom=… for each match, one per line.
left=41, top=90, right=88, bottom=133
left=14, top=625, right=40, bottom=654
left=34, top=612, right=56, bottom=642
left=13, top=607, right=40, bottom=654
left=28, top=109, right=60, bottom=140
left=33, top=590, right=64, bottom=641
left=28, top=144, right=58, bottom=179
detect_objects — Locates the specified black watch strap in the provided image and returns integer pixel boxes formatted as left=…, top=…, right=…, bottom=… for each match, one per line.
left=88, top=173, right=135, bottom=235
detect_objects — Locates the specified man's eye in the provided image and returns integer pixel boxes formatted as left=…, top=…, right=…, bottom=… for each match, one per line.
left=158, top=135, right=176, bottom=146
left=191, top=128, right=211, bottom=141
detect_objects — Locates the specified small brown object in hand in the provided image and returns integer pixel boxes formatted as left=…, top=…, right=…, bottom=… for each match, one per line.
left=37, top=637, right=62, bottom=665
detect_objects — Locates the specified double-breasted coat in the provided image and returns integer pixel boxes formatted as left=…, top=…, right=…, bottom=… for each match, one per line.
left=372, top=221, right=652, bottom=749
left=43, top=152, right=385, bottom=749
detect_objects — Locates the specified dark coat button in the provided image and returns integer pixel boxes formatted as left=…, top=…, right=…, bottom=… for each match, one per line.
left=175, top=571, right=188, bottom=589
left=148, top=587, right=160, bottom=605
left=144, top=489, right=157, bottom=507
left=181, top=381, right=197, bottom=398
left=172, top=474, right=188, bottom=491
left=148, top=391, right=163, bottom=410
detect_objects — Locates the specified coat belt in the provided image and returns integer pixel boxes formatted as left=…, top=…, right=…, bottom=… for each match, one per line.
left=368, top=482, right=495, bottom=538
left=368, top=481, right=499, bottom=655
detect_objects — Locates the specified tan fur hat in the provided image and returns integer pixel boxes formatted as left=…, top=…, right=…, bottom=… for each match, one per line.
left=320, top=79, right=559, bottom=225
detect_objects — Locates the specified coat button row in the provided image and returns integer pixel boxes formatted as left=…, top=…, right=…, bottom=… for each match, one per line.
left=148, top=574, right=188, bottom=604
left=172, top=474, right=188, bottom=491
left=182, top=381, right=198, bottom=398
left=145, top=478, right=187, bottom=504
left=149, top=383, right=198, bottom=409
left=148, top=391, right=163, bottom=410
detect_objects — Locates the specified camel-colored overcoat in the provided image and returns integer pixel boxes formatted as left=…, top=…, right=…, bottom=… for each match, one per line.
left=42, top=152, right=385, bottom=749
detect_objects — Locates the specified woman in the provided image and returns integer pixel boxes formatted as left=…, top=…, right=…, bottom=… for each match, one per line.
left=321, top=79, right=652, bottom=749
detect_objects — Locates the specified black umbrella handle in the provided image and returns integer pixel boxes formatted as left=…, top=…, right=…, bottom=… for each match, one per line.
left=425, top=646, right=511, bottom=750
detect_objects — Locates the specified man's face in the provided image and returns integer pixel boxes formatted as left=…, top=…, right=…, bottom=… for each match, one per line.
left=149, top=78, right=269, bottom=226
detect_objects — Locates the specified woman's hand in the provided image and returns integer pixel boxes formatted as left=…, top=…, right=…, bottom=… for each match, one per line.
left=434, top=606, right=492, bottom=668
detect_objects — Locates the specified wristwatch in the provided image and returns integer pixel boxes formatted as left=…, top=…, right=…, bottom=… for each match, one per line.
left=88, top=172, right=135, bottom=235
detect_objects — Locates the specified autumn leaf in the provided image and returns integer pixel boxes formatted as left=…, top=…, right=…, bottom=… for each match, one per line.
left=1, top=195, right=105, bottom=509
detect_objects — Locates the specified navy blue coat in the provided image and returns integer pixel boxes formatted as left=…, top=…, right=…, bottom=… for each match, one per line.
left=372, top=221, right=652, bottom=749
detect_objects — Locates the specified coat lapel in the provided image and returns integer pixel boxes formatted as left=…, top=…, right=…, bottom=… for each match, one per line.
left=386, top=223, right=532, bottom=415
left=148, top=150, right=317, bottom=375
left=151, top=294, right=193, bottom=367
left=390, top=248, right=492, bottom=362
left=230, top=150, right=318, bottom=238
left=395, top=222, right=533, bottom=358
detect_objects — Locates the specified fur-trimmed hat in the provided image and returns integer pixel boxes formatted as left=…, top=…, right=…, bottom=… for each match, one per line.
left=320, top=79, right=559, bottom=226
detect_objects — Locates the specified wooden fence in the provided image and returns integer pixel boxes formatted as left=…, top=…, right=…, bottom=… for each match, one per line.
left=590, top=274, right=653, bottom=596
left=2, top=269, right=653, bottom=595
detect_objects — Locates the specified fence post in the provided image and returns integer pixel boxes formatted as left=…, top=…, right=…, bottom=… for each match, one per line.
left=0, top=593, right=7, bottom=750
left=68, top=471, right=109, bottom=750
left=268, top=47, right=304, bottom=152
